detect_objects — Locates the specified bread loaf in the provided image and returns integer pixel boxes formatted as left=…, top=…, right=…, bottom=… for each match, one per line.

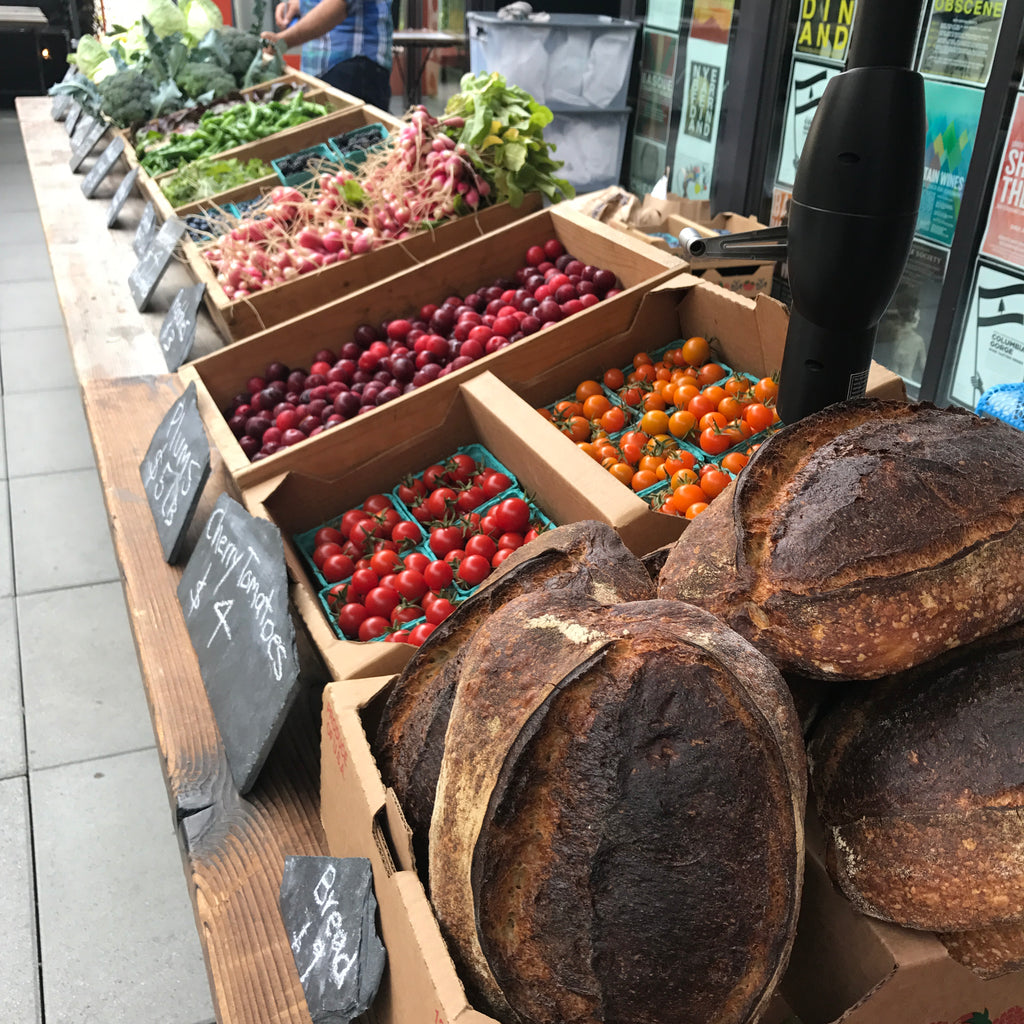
left=807, top=622, right=1024, bottom=932
left=939, top=919, right=1024, bottom=980
left=373, top=521, right=655, bottom=863
left=429, top=591, right=807, bottom=1024
left=657, top=399, right=1024, bottom=680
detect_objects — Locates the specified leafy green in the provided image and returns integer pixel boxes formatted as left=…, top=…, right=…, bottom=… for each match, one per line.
left=67, top=34, right=109, bottom=79
left=142, top=0, right=187, bottom=37
left=182, top=0, right=223, bottom=45
left=443, top=72, right=573, bottom=205
left=161, top=155, right=272, bottom=206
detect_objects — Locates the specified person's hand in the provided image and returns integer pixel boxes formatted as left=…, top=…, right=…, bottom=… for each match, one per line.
left=261, top=28, right=285, bottom=48
left=274, top=0, right=299, bottom=29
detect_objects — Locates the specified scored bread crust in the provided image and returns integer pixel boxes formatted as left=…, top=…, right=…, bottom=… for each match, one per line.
left=657, top=399, right=1024, bottom=680
left=373, top=521, right=655, bottom=863
left=808, top=622, right=1024, bottom=932
left=429, top=592, right=807, bottom=1024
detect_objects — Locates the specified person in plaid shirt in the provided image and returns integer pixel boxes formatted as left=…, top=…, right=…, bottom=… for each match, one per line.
left=263, top=0, right=393, bottom=110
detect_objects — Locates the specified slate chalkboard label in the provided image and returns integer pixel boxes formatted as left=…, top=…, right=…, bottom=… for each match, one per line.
left=158, top=282, right=205, bottom=371
left=176, top=493, right=301, bottom=794
left=69, top=117, right=108, bottom=173
left=51, top=91, right=73, bottom=121
left=81, top=134, right=125, bottom=198
left=279, top=857, right=386, bottom=1024
left=139, top=382, right=211, bottom=563
left=69, top=112, right=98, bottom=152
left=64, top=102, right=82, bottom=137
left=129, top=216, right=186, bottom=312
left=107, top=165, right=139, bottom=228
left=132, top=200, right=157, bottom=257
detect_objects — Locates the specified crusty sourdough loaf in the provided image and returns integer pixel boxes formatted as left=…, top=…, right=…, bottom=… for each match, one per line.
left=657, top=399, right=1024, bottom=680
left=373, top=521, right=655, bottom=864
left=429, top=591, right=807, bottom=1024
left=807, top=622, right=1024, bottom=933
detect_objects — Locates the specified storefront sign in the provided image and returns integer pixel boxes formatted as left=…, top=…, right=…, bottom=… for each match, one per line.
left=776, top=59, right=842, bottom=188
left=919, top=0, right=1004, bottom=85
left=139, top=382, right=211, bottom=563
left=980, top=92, right=1024, bottom=268
left=177, top=493, right=301, bottom=794
left=129, top=216, right=185, bottom=312
left=81, top=135, right=125, bottom=198
left=951, top=258, right=1024, bottom=409
left=795, top=0, right=856, bottom=62
left=915, top=79, right=984, bottom=247
left=159, top=283, right=206, bottom=371
left=279, top=857, right=386, bottom=1024
left=107, top=166, right=140, bottom=228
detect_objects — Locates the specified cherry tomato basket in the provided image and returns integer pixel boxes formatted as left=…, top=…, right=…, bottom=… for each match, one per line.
left=396, top=443, right=522, bottom=514
left=293, top=497, right=427, bottom=592
left=317, top=583, right=436, bottom=644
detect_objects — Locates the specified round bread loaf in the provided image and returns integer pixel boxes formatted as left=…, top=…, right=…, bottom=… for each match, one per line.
left=657, top=399, right=1024, bottom=680
left=373, top=521, right=655, bottom=865
left=429, top=591, right=807, bottom=1024
left=807, top=623, right=1024, bottom=932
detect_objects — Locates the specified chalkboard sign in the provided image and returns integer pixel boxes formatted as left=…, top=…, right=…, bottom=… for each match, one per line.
left=69, top=117, right=108, bottom=173
left=279, top=857, right=386, bottom=1024
left=69, top=113, right=98, bottom=152
left=129, top=216, right=186, bottom=312
left=107, top=166, right=139, bottom=228
left=132, top=200, right=157, bottom=256
left=64, top=102, right=82, bottom=137
left=81, top=135, right=125, bottom=198
left=51, top=91, right=73, bottom=121
left=159, top=283, right=205, bottom=371
left=176, top=493, right=301, bottom=794
left=139, top=382, right=211, bottom=563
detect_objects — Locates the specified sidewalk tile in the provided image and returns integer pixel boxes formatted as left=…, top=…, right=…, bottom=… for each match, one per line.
left=0, top=280, right=63, bottom=331
left=33, top=748, right=216, bottom=1024
left=0, top=598, right=24, bottom=779
left=0, top=241, right=52, bottom=285
left=0, top=325, right=77, bottom=393
left=10, top=469, right=118, bottom=595
left=4, top=388, right=94, bottom=478
left=0, top=481, right=12, bottom=599
left=0, top=776, right=42, bottom=1024
left=21, top=581, right=153, bottom=770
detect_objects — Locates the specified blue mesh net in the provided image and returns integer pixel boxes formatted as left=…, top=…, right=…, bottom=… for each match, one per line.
left=975, top=382, right=1024, bottom=431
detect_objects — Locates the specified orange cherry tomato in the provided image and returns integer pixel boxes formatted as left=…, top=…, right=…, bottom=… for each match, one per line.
left=687, top=394, right=716, bottom=420
left=681, top=335, right=711, bottom=366
left=753, top=376, right=779, bottom=404
left=720, top=451, right=750, bottom=474
left=575, top=379, right=603, bottom=403
left=642, top=391, right=668, bottom=413
left=698, top=411, right=728, bottom=432
left=599, top=405, right=627, bottom=434
left=632, top=351, right=653, bottom=368
left=700, top=468, right=732, bottom=500
left=673, top=484, right=707, bottom=510
left=744, top=402, right=775, bottom=433
left=685, top=501, right=709, bottom=519
left=537, top=407, right=555, bottom=422
left=638, top=454, right=665, bottom=474
left=717, top=396, right=743, bottom=421
left=577, top=441, right=599, bottom=460
left=607, top=461, right=635, bottom=486
left=670, top=468, right=699, bottom=489
left=618, top=385, right=645, bottom=408
left=640, top=410, right=670, bottom=436
left=702, top=385, right=727, bottom=408
left=668, top=409, right=696, bottom=439
left=603, top=367, right=625, bottom=391
left=582, top=393, right=612, bottom=420
left=631, top=470, right=659, bottom=492
left=664, top=450, right=697, bottom=474
left=698, top=362, right=728, bottom=387
left=723, top=375, right=748, bottom=398
left=554, top=399, right=583, bottom=418
left=673, top=383, right=701, bottom=408
left=699, top=426, right=733, bottom=456
left=563, top=415, right=592, bottom=443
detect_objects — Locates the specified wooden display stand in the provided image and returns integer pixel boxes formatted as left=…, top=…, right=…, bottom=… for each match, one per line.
left=17, top=96, right=325, bottom=1024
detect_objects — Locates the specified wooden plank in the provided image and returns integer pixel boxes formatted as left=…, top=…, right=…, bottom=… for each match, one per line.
left=16, top=96, right=227, bottom=378
left=82, top=373, right=325, bottom=1024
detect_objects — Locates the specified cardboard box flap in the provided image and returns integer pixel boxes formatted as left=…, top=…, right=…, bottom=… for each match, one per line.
left=385, top=788, right=417, bottom=877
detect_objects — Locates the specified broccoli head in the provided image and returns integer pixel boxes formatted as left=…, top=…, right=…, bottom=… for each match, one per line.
left=175, top=61, right=236, bottom=100
left=97, top=68, right=155, bottom=128
left=216, top=26, right=262, bottom=82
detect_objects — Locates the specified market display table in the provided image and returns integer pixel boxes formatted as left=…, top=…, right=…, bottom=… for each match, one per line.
left=16, top=96, right=326, bottom=1024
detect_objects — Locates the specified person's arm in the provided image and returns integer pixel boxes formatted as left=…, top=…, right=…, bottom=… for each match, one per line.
left=261, top=0, right=348, bottom=47
left=274, top=0, right=300, bottom=29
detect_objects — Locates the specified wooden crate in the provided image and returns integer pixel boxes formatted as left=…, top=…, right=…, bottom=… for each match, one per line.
left=124, top=70, right=365, bottom=221
left=179, top=203, right=683, bottom=490
left=183, top=190, right=545, bottom=342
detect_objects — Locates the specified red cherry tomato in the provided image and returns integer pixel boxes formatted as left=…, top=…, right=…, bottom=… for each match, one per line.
left=423, top=559, right=454, bottom=591
left=395, top=569, right=428, bottom=602
left=494, top=496, right=530, bottom=533
left=336, top=603, right=368, bottom=639
left=457, top=553, right=492, bottom=587
left=358, top=616, right=391, bottom=642
left=408, top=621, right=437, bottom=646
left=464, top=533, right=498, bottom=561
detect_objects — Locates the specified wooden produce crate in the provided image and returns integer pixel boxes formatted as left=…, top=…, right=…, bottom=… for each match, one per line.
left=180, top=203, right=683, bottom=489
left=124, top=70, right=365, bottom=219
left=155, top=102, right=402, bottom=222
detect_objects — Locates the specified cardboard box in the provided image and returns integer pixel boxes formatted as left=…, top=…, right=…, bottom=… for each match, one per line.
left=321, top=676, right=501, bottom=1024
left=247, top=371, right=669, bottom=681
left=781, top=810, right=1024, bottom=1024
left=320, top=675, right=804, bottom=1024
left=180, top=203, right=682, bottom=488
left=485, top=272, right=904, bottom=555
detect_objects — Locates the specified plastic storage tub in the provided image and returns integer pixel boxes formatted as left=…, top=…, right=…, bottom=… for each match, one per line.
left=466, top=13, right=640, bottom=110
left=546, top=107, right=631, bottom=193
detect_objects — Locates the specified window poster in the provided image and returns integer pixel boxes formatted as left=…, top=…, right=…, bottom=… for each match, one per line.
left=770, top=186, right=793, bottom=227
left=794, top=0, right=855, bottom=62
left=915, top=78, right=984, bottom=247
left=950, top=258, right=1024, bottom=408
left=669, top=0, right=735, bottom=199
left=646, top=0, right=685, bottom=33
left=874, top=238, right=949, bottom=388
left=918, top=0, right=1004, bottom=86
left=980, top=91, right=1024, bottom=268
left=776, top=58, right=842, bottom=189
left=629, top=28, right=680, bottom=197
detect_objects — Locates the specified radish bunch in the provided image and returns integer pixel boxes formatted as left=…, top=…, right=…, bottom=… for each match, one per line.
left=202, top=108, right=493, bottom=301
